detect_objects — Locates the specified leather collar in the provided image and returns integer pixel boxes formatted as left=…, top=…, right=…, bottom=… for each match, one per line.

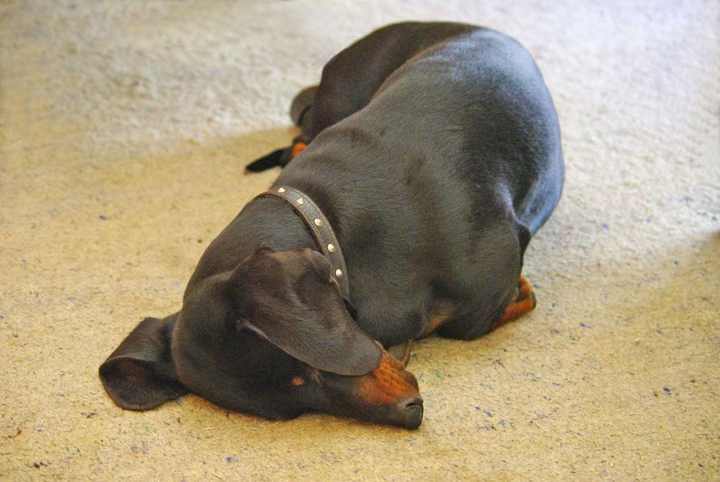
left=257, top=185, right=350, bottom=300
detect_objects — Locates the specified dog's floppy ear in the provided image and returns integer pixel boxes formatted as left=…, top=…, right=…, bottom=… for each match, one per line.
left=99, top=314, right=187, bottom=410
left=233, top=249, right=382, bottom=376
left=241, top=307, right=382, bottom=376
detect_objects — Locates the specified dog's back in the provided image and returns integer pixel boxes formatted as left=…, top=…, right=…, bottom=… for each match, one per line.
left=279, top=23, right=564, bottom=345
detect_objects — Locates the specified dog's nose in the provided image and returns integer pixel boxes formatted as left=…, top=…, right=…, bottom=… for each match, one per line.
left=395, top=396, right=424, bottom=429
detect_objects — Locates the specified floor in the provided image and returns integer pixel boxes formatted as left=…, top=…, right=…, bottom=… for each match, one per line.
left=1, top=1, right=718, bottom=480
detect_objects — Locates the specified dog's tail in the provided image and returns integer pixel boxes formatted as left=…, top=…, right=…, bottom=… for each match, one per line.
left=245, top=147, right=292, bottom=173
left=245, top=86, right=317, bottom=173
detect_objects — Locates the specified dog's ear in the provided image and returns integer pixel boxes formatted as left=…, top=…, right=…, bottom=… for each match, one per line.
left=240, top=307, right=382, bottom=377
left=99, top=314, right=187, bottom=410
left=232, top=249, right=382, bottom=376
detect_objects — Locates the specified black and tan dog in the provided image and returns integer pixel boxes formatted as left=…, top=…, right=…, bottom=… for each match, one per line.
left=99, top=22, right=564, bottom=429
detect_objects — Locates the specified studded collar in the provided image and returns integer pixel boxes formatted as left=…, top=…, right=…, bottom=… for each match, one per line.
left=257, top=185, right=350, bottom=300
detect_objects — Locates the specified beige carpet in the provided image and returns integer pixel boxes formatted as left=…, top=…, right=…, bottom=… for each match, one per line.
left=2, top=0, right=718, bottom=480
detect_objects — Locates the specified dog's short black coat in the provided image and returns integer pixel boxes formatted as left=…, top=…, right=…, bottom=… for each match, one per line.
left=100, top=21, right=564, bottom=429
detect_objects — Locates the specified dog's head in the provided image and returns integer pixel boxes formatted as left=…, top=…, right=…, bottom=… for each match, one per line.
left=99, top=247, right=423, bottom=428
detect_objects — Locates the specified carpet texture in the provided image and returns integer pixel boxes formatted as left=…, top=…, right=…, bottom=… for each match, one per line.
left=1, top=1, right=718, bottom=480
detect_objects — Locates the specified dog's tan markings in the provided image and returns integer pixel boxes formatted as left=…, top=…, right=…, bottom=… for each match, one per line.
left=291, top=142, right=308, bottom=158
left=291, top=376, right=305, bottom=387
left=357, top=352, right=418, bottom=406
left=493, top=276, right=537, bottom=329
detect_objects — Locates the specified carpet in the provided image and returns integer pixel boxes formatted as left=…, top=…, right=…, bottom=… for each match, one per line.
left=1, top=1, right=718, bottom=479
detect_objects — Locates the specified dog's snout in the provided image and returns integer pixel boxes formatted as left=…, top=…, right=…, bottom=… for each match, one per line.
left=395, top=396, right=423, bottom=429
left=398, top=396, right=423, bottom=411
